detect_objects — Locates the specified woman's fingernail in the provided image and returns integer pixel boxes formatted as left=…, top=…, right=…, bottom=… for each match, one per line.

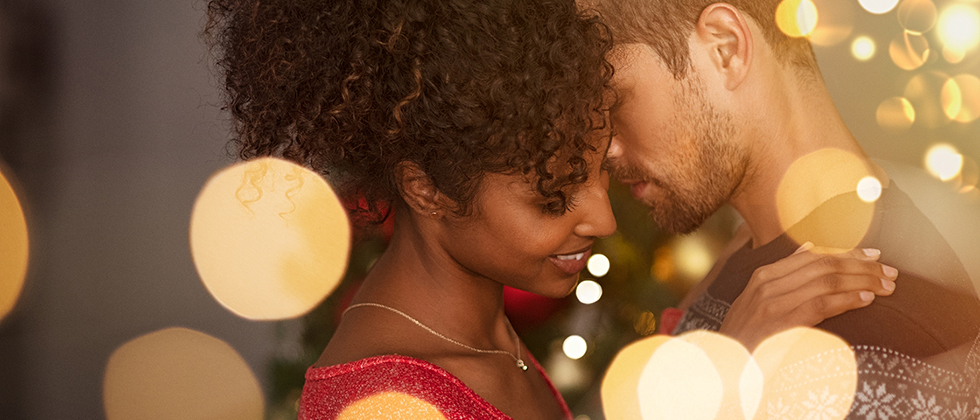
left=860, top=291, right=875, bottom=302
left=863, top=248, right=881, bottom=257
left=881, top=279, right=896, bottom=291
left=883, top=265, right=898, bottom=278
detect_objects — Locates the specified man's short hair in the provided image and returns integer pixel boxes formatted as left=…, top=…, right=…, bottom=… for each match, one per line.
left=588, top=0, right=817, bottom=78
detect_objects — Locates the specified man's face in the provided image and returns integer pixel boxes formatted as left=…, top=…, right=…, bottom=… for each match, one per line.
left=606, top=44, right=748, bottom=234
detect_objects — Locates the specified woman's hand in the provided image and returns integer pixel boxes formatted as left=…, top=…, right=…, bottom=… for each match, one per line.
left=719, top=243, right=899, bottom=351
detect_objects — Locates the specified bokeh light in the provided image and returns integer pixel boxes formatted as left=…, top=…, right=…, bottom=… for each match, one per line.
left=937, top=4, right=980, bottom=52
left=587, top=253, right=611, bottom=277
left=776, top=149, right=877, bottom=249
left=889, top=31, right=931, bottom=70
left=0, top=166, right=28, bottom=323
left=897, top=0, right=938, bottom=34
left=942, top=74, right=980, bottom=122
left=809, top=0, right=856, bottom=46
left=776, top=0, right=820, bottom=37
left=103, top=327, right=264, bottom=420
left=603, top=328, right=860, bottom=420
left=637, top=337, right=724, bottom=420
left=856, top=176, right=883, bottom=202
left=751, top=328, right=857, bottom=420
left=943, top=44, right=968, bottom=62
left=904, top=72, right=953, bottom=128
left=674, top=236, right=714, bottom=280
left=602, top=335, right=673, bottom=420
left=337, top=392, right=446, bottom=420
left=190, top=157, right=351, bottom=320
left=859, top=0, right=900, bottom=14
left=851, top=36, right=877, bottom=60
left=563, top=335, right=588, bottom=360
left=575, top=280, right=603, bottom=304
left=925, top=143, right=964, bottom=181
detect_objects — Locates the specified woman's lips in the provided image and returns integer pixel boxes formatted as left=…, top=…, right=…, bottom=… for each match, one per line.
left=549, top=248, right=592, bottom=275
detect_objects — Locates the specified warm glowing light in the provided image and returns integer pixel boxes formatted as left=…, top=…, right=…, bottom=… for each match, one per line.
left=587, top=253, right=611, bottom=277
left=103, top=327, right=264, bottom=420
left=674, top=236, right=714, bottom=280
left=190, top=157, right=351, bottom=320
left=776, top=0, right=820, bottom=37
left=937, top=4, right=980, bottom=52
left=856, top=176, right=883, bottom=202
left=651, top=247, right=675, bottom=281
left=337, top=392, right=446, bottom=420
left=898, top=0, right=938, bottom=34
left=942, top=74, right=980, bottom=122
left=777, top=149, right=876, bottom=250
left=603, top=328, right=859, bottom=420
left=739, top=357, right=765, bottom=420
left=808, top=0, right=856, bottom=46
left=904, top=72, right=952, bottom=128
left=637, top=336, right=725, bottom=420
left=575, top=280, right=603, bottom=304
left=859, top=0, right=900, bottom=14
left=889, top=31, right=930, bottom=70
left=563, top=335, right=588, bottom=360
left=925, top=143, right=964, bottom=181
left=943, top=45, right=968, bottom=62
left=751, top=328, right=857, bottom=420
left=602, top=335, right=673, bottom=420
left=633, top=311, right=658, bottom=336
left=851, top=36, right=877, bottom=60
left=0, top=166, right=28, bottom=323
left=877, top=97, right=916, bottom=130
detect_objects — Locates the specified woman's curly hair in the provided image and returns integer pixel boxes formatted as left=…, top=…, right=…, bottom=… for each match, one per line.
left=205, top=0, right=614, bottom=220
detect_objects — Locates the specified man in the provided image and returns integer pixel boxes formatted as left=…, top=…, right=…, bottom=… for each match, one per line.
left=589, top=0, right=980, bottom=417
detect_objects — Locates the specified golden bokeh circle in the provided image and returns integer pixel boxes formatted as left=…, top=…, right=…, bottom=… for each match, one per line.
left=889, top=31, right=930, bottom=71
left=190, top=157, right=351, bottom=320
left=103, top=327, right=264, bottom=420
left=942, top=74, right=980, bottom=123
left=0, top=165, right=28, bottom=323
left=876, top=97, right=916, bottom=131
left=776, top=0, right=820, bottom=38
left=337, top=392, right=447, bottom=420
left=776, top=149, right=877, bottom=250
left=851, top=36, right=877, bottom=61
left=809, top=0, right=856, bottom=46
left=858, top=0, right=900, bottom=14
left=904, top=71, right=953, bottom=128
left=897, top=0, right=938, bottom=34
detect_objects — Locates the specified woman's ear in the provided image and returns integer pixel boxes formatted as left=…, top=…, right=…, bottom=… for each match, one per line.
left=394, top=161, right=448, bottom=218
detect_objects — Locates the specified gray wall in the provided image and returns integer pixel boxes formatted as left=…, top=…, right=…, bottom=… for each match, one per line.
left=0, top=1, right=280, bottom=419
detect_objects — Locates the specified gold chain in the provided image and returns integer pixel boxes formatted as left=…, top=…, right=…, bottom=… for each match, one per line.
left=343, top=302, right=528, bottom=371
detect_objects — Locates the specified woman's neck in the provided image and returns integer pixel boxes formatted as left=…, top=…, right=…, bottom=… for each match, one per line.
left=352, top=214, right=516, bottom=353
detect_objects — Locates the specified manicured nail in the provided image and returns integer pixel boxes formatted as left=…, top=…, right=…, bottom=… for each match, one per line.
left=882, top=265, right=898, bottom=278
left=881, top=279, right=896, bottom=291
left=860, top=291, right=875, bottom=302
left=794, top=241, right=814, bottom=254
left=863, top=248, right=881, bottom=257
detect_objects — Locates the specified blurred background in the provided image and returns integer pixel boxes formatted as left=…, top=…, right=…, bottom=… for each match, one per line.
left=0, top=0, right=976, bottom=419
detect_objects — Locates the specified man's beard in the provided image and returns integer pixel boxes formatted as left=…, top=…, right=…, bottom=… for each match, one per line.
left=614, top=106, right=746, bottom=234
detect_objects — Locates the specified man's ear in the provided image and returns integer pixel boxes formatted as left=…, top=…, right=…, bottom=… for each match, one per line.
left=394, top=161, right=448, bottom=217
left=693, top=3, right=753, bottom=90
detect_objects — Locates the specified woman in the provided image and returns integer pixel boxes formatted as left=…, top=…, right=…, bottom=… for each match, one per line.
left=204, top=0, right=905, bottom=417
left=206, top=0, right=614, bottom=418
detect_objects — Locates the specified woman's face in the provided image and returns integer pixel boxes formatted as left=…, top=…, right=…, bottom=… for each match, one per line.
left=442, top=149, right=617, bottom=298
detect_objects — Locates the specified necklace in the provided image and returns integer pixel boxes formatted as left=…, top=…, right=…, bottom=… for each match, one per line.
left=343, top=302, right=528, bottom=371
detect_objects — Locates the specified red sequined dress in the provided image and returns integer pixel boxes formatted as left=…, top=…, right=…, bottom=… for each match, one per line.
left=298, top=354, right=573, bottom=419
